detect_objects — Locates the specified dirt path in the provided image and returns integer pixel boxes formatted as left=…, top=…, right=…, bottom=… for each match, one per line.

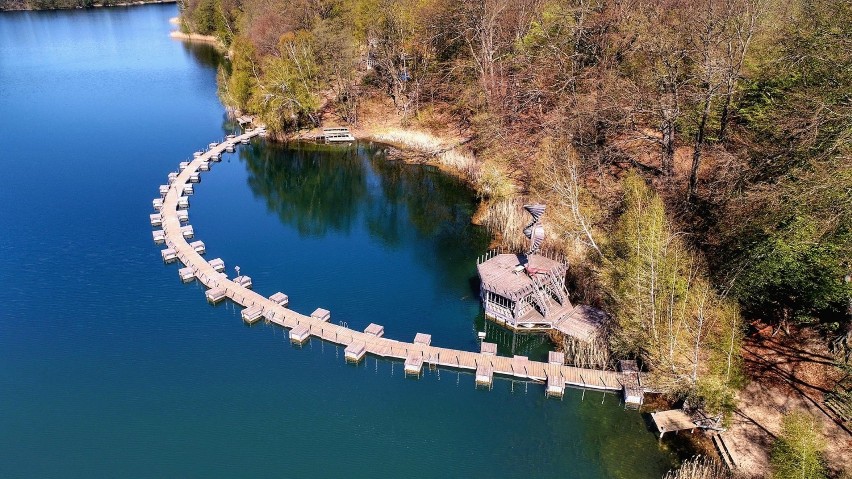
left=722, top=325, right=850, bottom=477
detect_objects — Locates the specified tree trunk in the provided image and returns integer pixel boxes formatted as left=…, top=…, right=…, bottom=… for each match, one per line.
left=718, top=93, right=731, bottom=142
left=661, top=119, right=675, bottom=175
left=688, top=99, right=711, bottom=201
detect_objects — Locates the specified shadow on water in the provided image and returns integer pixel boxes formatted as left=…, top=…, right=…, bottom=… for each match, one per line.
left=180, top=39, right=224, bottom=70
left=227, top=138, right=686, bottom=476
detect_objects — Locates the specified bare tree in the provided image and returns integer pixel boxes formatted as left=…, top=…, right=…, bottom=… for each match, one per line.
left=689, top=0, right=763, bottom=199
left=632, top=0, right=693, bottom=175
left=687, top=0, right=727, bottom=200
left=718, top=0, right=762, bottom=141
left=545, top=152, right=603, bottom=259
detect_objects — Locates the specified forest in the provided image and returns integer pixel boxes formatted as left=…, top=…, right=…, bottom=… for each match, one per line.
left=178, top=0, right=850, bottom=475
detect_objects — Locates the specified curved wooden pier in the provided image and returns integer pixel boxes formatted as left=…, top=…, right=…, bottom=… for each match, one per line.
left=154, top=129, right=639, bottom=397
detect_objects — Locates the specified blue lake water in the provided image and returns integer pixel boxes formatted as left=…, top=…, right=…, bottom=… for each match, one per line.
left=0, top=5, right=678, bottom=477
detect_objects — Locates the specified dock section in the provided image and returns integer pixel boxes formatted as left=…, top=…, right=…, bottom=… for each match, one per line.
left=321, top=126, right=355, bottom=143
left=651, top=410, right=697, bottom=439
left=619, top=360, right=643, bottom=408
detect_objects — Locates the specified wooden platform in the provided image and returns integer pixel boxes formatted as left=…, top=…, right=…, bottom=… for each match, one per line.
left=554, top=305, right=607, bottom=342
left=241, top=305, right=264, bottom=324
left=322, top=126, right=355, bottom=143
left=189, top=240, right=205, bottom=254
left=477, top=253, right=564, bottom=299
left=270, top=292, right=289, bottom=306
left=161, top=247, right=177, bottom=262
left=311, top=308, right=330, bottom=322
left=712, top=433, right=737, bottom=469
left=404, top=354, right=423, bottom=375
left=205, top=287, right=226, bottom=303
left=178, top=267, right=194, bottom=283
left=548, top=351, right=564, bottom=365
left=290, top=324, right=310, bottom=343
left=651, top=409, right=697, bottom=438
left=364, top=323, right=384, bottom=337
left=345, top=342, right=366, bottom=362
left=475, top=363, right=493, bottom=387
left=152, top=127, right=637, bottom=399
left=546, top=375, right=566, bottom=398
left=209, top=257, right=225, bottom=272
left=619, top=359, right=643, bottom=407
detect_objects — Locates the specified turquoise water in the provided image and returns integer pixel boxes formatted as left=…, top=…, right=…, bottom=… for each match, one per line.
left=0, top=5, right=678, bottom=478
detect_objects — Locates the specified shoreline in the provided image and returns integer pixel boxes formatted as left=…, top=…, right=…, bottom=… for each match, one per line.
left=356, top=128, right=492, bottom=226
left=0, top=0, right=175, bottom=12
left=168, top=30, right=224, bottom=49
left=300, top=124, right=492, bottom=227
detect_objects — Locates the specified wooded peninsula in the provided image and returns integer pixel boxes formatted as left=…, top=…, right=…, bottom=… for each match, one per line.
left=176, top=0, right=850, bottom=477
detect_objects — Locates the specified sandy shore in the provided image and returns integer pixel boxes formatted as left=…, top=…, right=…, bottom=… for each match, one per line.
left=169, top=31, right=222, bottom=48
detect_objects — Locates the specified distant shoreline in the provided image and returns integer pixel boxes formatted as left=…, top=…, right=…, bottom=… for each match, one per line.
left=0, top=0, right=175, bottom=12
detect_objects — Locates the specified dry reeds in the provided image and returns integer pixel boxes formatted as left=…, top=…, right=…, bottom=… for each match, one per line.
left=481, top=198, right=528, bottom=252
left=662, top=455, right=730, bottom=479
left=549, top=331, right=611, bottom=370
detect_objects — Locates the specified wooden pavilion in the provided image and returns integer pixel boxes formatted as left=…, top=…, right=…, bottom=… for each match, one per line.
left=476, top=251, right=574, bottom=332
left=475, top=204, right=606, bottom=341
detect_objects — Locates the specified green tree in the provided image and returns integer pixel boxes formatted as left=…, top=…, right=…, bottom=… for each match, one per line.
left=191, top=0, right=216, bottom=35
left=249, top=30, right=321, bottom=131
left=720, top=0, right=851, bottom=327
left=770, top=411, right=827, bottom=479
left=605, top=174, right=743, bottom=409
left=219, top=37, right=256, bottom=110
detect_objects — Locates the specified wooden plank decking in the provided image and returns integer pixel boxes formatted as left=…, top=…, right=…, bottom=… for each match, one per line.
left=651, top=409, right=698, bottom=438
left=155, top=128, right=632, bottom=395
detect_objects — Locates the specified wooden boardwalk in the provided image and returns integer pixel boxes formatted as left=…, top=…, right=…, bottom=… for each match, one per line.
left=155, top=128, right=636, bottom=396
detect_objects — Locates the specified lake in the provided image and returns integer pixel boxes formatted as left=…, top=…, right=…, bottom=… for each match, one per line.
left=0, top=4, right=678, bottom=477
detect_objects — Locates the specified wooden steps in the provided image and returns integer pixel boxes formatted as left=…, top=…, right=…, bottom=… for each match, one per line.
left=712, top=433, right=736, bottom=469
left=825, top=392, right=851, bottom=422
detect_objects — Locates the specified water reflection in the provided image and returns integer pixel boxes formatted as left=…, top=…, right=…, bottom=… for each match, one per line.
left=179, top=39, right=224, bottom=70
left=241, top=142, right=367, bottom=236
left=239, top=140, right=490, bottom=279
